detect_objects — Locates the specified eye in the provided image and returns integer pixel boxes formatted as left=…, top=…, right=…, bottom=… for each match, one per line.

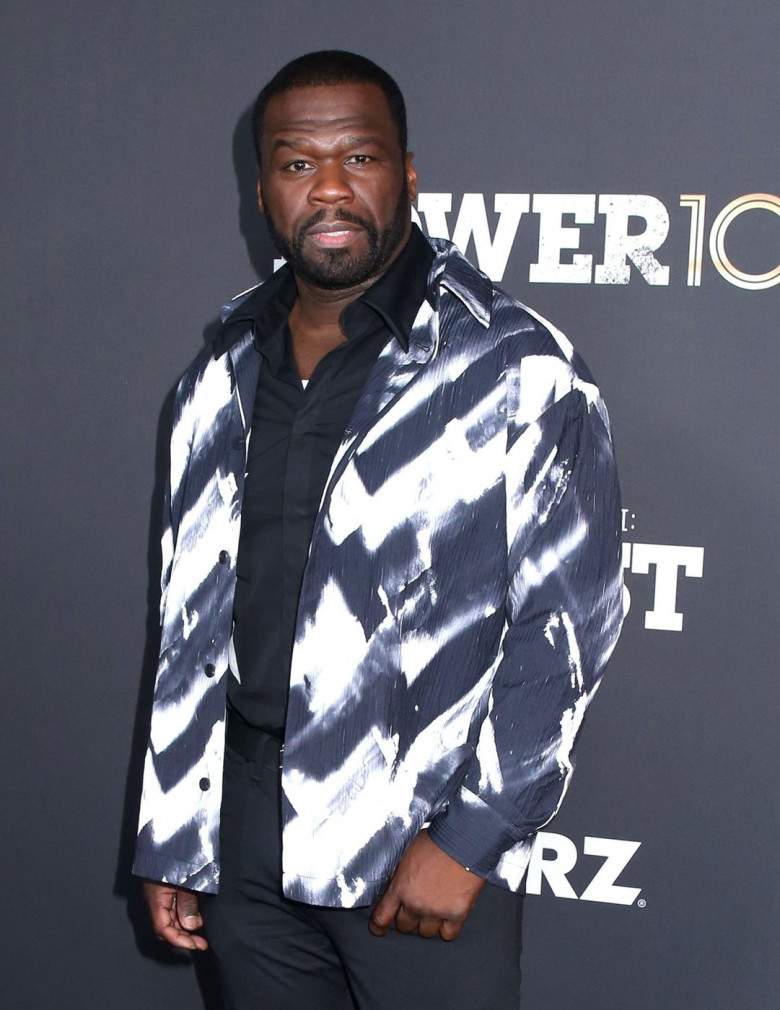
left=284, top=160, right=313, bottom=173
left=346, top=154, right=372, bottom=166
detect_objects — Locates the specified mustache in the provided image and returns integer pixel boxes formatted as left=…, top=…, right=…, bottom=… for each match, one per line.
left=298, top=208, right=372, bottom=237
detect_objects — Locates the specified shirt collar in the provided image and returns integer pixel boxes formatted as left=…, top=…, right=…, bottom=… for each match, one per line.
left=213, top=263, right=296, bottom=359
left=213, top=223, right=434, bottom=358
left=340, top=223, right=434, bottom=351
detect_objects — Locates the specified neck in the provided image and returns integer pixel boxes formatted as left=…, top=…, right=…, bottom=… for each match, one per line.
left=291, top=275, right=373, bottom=332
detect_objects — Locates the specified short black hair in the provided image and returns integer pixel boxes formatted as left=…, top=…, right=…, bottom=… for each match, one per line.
left=252, top=50, right=407, bottom=166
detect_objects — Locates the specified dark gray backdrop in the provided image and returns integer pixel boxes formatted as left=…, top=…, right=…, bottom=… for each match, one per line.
left=2, top=2, right=777, bottom=1007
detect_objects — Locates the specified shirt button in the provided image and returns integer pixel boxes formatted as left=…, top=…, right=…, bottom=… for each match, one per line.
left=199, top=777, right=210, bottom=791
left=204, top=663, right=215, bottom=678
left=218, top=550, right=230, bottom=565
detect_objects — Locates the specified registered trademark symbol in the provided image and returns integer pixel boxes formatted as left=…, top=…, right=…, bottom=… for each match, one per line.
left=637, top=898, right=646, bottom=908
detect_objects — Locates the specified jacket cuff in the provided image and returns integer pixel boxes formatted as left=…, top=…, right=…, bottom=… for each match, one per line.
left=428, top=785, right=524, bottom=876
left=132, top=848, right=219, bottom=895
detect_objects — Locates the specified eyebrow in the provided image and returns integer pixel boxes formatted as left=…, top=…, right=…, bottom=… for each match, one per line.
left=271, top=134, right=387, bottom=153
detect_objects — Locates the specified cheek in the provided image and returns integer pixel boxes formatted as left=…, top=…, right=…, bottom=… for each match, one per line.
left=262, top=178, right=306, bottom=217
left=364, top=181, right=403, bottom=219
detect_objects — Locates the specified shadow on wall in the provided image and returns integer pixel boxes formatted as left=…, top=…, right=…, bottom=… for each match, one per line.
left=204, top=104, right=279, bottom=346
left=114, top=103, right=280, bottom=1010
left=235, top=104, right=278, bottom=283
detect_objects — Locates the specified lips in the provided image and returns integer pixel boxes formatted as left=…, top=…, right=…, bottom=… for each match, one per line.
left=305, top=219, right=365, bottom=248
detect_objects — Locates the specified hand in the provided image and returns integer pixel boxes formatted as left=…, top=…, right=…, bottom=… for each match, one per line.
left=142, top=879, right=208, bottom=950
left=369, top=830, right=485, bottom=941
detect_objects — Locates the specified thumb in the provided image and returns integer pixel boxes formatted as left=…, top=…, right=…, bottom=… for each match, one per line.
left=176, top=889, right=203, bottom=930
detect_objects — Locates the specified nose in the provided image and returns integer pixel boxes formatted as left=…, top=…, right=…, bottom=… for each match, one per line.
left=308, top=160, right=353, bottom=205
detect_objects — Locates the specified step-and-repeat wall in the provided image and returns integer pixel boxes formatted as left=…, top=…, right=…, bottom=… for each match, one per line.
left=2, top=2, right=776, bottom=1008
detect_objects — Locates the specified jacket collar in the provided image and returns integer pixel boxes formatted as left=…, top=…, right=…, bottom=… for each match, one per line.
left=427, top=237, right=493, bottom=329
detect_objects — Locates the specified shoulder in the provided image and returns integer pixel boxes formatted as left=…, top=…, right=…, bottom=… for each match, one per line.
left=426, top=238, right=607, bottom=429
left=428, top=237, right=591, bottom=376
left=173, top=343, right=221, bottom=407
left=173, top=271, right=278, bottom=404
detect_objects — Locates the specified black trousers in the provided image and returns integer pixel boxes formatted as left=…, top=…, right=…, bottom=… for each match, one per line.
left=202, top=736, right=523, bottom=1010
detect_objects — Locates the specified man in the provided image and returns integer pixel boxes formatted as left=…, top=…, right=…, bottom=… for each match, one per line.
left=135, top=51, right=624, bottom=1009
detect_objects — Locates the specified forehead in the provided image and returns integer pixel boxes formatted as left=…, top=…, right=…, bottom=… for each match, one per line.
left=261, top=82, right=399, bottom=150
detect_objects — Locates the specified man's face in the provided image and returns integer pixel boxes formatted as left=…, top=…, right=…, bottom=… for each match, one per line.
left=257, top=82, right=418, bottom=290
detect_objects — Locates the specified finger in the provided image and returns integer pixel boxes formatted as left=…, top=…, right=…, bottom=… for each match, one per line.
left=156, top=921, right=209, bottom=951
left=394, top=905, right=422, bottom=934
left=368, top=892, right=400, bottom=937
left=439, top=918, right=464, bottom=942
left=175, top=890, right=203, bottom=931
left=417, top=916, right=441, bottom=939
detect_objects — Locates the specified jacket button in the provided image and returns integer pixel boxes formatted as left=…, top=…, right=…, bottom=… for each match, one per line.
left=218, top=550, right=230, bottom=565
left=199, top=777, right=210, bottom=791
left=204, top=663, right=215, bottom=678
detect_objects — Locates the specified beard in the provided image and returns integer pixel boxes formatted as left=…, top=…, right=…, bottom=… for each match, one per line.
left=263, top=180, right=410, bottom=290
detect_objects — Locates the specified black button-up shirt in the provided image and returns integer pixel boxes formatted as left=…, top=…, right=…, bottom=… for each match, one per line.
left=226, top=225, right=434, bottom=737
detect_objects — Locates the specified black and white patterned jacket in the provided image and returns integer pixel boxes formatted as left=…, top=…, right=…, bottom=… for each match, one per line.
left=133, top=236, right=624, bottom=907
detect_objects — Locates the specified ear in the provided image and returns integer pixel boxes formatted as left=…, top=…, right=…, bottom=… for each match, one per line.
left=405, top=153, right=418, bottom=203
left=256, top=177, right=265, bottom=213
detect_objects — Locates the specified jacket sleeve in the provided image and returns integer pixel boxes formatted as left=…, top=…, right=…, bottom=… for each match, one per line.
left=428, top=382, right=624, bottom=879
left=132, top=365, right=200, bottom=884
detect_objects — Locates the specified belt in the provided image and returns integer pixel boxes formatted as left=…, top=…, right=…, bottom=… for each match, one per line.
left=226, top=714, right=283, bottom=771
